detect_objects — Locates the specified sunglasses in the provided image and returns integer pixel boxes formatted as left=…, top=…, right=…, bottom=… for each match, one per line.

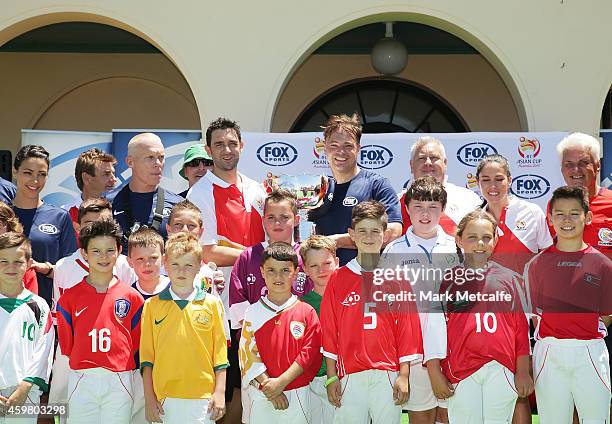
left=185, top=158, right=213, bottom=168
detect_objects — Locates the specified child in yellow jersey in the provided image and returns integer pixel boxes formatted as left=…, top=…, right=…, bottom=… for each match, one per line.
left=140, top=232, right=228, bottom=423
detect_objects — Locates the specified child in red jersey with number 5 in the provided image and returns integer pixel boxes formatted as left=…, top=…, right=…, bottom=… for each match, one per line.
left=321, top=200, right=423, bottom=424
left=426, top=210, right=533, bottom=424
left=56, top=219, right=144, bottom=424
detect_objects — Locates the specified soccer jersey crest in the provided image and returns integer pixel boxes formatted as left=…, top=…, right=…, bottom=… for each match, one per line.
left=194, top=311, right=213, bottom=329
left=341, top=291, right=360, bottom=306
left=598, top=227, right=612, bottom=247
left=290, top=321, right=305, bottom=339
left=114, top=299, right=131, bottom=319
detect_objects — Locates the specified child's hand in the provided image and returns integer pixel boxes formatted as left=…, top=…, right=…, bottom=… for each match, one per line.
left=261, top=377, right=287, bottom=400
left=144, top=395, right=164, bottom=423
left=428, top=367, right=454, bottom=400
left=393, top=374, right=409, bottom=405
left=270, top=393, right=289, bottom=410
left=514, top=369, right=534, bottom=398
left=6, top=382, right=32, bottom=409
left=326, top=379, right=342, bottom=408
left=207, top=391, right=226, bottom=421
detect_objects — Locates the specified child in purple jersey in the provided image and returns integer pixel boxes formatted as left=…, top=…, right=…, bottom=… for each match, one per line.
left=229, top=189, right=312, bottom=329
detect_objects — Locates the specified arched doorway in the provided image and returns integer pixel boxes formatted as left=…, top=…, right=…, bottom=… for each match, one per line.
left=291, top=79, right=468, bottom=133
left=272, top=20, right=524, bottom=134
left=0, top=20, right=200, bottom=157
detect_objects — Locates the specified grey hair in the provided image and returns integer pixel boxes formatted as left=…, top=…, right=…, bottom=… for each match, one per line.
left=556, top=132, right=601, bottom=163
left=410, top=136, right=447, bottom=162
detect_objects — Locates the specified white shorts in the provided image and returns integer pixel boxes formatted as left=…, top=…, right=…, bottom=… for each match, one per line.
left=160, top=398, right=214, bottom=424
left=334, top=369, right=401, bottom=424
left=48, top=351, right=69, bottom=405
left=534, top=337, right=611, bottom=424
left=309, top=375, right=335, bottom=424
left=447, top=361, right=518, bottom=424
left=131, top=370, right=146, bottom=424
left=241, top=382, right=251, bottom=424
left=403, top=362, right=447, bottom=411
left=66, top=368, right=134, bottom=424
left=0, top=386, right=41, bottom=424
left=247, top=384, right=310, bottom=424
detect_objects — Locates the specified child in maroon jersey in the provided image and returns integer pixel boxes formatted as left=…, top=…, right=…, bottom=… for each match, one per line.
left=238, top=242, right=321, bottom=424
left=527, top=186, right=612, bottom=423
left=56, top=219, right=144, bottom=424
left=426, top=210, right=533, bottom=424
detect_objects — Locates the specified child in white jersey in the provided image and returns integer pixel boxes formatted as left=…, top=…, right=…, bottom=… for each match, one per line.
left=0, top=232, right=54, bottom=424
left=381, top=176, right=458, bottom=424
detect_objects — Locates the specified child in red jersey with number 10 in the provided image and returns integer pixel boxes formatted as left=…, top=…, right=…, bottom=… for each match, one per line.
left=56, top=219, right=144, bottom=424
left=426, top=210, right=533, bottom=424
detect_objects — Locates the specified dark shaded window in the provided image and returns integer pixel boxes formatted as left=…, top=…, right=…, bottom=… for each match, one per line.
left=291, top=79, right=468, bottom=133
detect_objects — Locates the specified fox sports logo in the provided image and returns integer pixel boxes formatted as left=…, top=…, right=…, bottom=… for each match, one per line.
left=511, top=175, right=551, bottom=199
left=456, top=142, right=498, bottom=166
left=257, top=141, right=298, bottom=166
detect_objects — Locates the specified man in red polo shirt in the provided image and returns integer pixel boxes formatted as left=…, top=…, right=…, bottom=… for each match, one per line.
left=187, top=117, right=266, bottom=424
left=553, top=132, right=612, bottom=252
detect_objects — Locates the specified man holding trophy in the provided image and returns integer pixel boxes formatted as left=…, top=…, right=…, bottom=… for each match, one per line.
left=307, top=114, right=403, bottom=265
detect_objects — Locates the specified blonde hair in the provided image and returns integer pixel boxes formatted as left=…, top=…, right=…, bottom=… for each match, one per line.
left=299, top=235, right=337, bottom=263
left=165, top=232, right=203, bottom=262
left=128, top=227, right=165, bottom=255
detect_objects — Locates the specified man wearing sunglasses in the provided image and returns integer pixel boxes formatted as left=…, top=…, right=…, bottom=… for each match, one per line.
left=179, top=144, right=214, bottom=198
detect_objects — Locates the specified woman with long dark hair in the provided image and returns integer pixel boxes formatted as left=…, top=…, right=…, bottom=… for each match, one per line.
left=11, top=145, right=77, bottom=305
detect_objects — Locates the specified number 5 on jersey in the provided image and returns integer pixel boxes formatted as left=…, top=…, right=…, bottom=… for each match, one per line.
left=364, top=302, right=377, bottom=329
left=88, top=328, right=111, bottom=352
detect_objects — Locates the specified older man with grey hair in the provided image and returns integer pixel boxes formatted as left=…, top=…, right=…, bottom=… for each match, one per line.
left=554, top=132, right=611, bottom=251
left=111, top=132, right=183, bottom=252
left=398, top=136, right=482, bottom=235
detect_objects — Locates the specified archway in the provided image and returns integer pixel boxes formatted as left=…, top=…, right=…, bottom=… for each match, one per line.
left=0, top=17, right=200, bottom=159
left=271, top=16, right=527, bottom=134
left=291, top=78, right=469, bottom=133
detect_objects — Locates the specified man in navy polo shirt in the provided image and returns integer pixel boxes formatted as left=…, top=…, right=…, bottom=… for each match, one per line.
left=110, top=133, right=183, bottom=253
left=309, top=114, right=402, bottom=265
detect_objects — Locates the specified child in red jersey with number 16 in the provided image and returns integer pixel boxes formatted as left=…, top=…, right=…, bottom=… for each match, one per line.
left=56, top=219, right=144, bottom=424
left=426, top=210, right=533, bottom=424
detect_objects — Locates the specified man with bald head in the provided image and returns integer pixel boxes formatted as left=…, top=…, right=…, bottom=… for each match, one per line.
left=399, top=136, right=482, bottom=235
left=111, top=132, right=183, bottom=252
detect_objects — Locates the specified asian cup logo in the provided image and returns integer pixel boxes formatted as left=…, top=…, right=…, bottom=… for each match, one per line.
left=456, top=142, right=498, bottom=166
left=465, top=172, right=482, bottom=197
left=312, top=136, right=329, bottom=168
left=465, top=173, right=478, bottom=189
left=517, top=136, right=543, bottom=168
